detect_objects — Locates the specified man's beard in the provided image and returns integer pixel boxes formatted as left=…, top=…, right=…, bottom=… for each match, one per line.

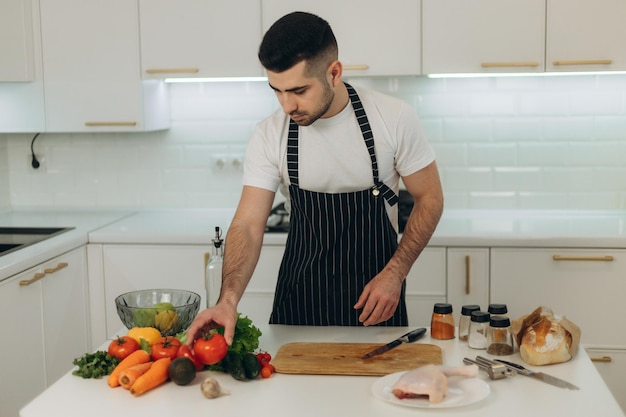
left=290, top=81, right=334, bottom=126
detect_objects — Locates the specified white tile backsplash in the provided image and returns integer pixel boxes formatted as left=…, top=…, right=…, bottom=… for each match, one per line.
left=2, top=74, right=626, bottom=210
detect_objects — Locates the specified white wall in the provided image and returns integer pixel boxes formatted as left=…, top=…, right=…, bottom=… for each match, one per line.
left=5, top=74, right=626, bottom=210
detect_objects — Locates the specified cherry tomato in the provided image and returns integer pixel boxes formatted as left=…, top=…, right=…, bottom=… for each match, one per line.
left=150, top=336, right=182, bottom=361
left=260, top=366, right=273, bottom=378
left=107, top=335, right=140, bottom=360
left=177, top=345, right=204, bottom=371
left=193, top=333, right=228, bottom=365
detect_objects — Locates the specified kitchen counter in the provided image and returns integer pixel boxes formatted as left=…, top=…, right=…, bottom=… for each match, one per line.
left=89, top=208, right=626, bottom=248
left=0, top=209, right=134, bottom=281
left=20, top=325, right=625, bottom=417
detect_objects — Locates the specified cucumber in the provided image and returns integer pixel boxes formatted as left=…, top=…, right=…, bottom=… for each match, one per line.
left=223, top=351, right=246, bottom=381
left=243, top=353, right=261, bottom=379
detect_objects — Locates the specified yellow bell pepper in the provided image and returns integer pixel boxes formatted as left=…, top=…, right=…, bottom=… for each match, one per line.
left=127, top=327, right=161, bottom=346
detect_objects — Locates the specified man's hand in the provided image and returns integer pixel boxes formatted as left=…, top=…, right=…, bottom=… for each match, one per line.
left=185, top=302, right=238, bottom=347
left=353, top=270, right=403, bottom=326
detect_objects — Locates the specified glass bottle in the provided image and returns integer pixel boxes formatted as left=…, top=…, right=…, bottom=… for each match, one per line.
left=487, top=316, right=515, bottom=356
left=468, top=311, right=490, bottom=349
left=205, top=226, right=224, bottom=308
left=430, top=303, right=455, bottom=340
left=458, top=305, right=480, bottom=341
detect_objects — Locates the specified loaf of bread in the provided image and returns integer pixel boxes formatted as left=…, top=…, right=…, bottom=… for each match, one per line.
left=512, top=306, right=580, bottom=366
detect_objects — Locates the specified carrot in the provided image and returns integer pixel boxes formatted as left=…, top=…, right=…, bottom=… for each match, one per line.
left=119, top=362, right=153, bottom=390
left=130, top=357, right=171, bottom=396
left=107, top=349, right=151, bottom=388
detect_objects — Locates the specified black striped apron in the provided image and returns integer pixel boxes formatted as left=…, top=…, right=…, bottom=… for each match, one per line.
left=269, top=83, right=408, bottom=326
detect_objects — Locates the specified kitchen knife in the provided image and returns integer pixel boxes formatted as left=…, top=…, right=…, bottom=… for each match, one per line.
left=494, top=359, right=580, bottom=390
left=361, top=327, right=427, bottom=359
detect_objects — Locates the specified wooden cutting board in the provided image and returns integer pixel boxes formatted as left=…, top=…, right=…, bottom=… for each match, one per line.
left=272, top=342, right=442, bottom=376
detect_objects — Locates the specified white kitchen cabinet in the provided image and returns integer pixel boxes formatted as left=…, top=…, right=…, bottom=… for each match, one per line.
left=39, top=0, right=169, bottom=132
left=422, top=0, right=545, bottom=75
left=0, top=0, right=45, bottom=132
left=261, top=0, right=421, bottom=76
left=0, top=0, right=35, bottom=81
left=139, top=0, right=263, bottom=79
left=446, top=248, right=490, bottom=310
left=586, top=348, right=626, bottom=413
left=94, top=244, right=208, bottom=341
left=404, top=247, right=447, bottom=326
left=0, top=247, right=88, bottom=417
left=547, top=0, right=626, bottom=72
left=490, top=248, right=626, bottom=346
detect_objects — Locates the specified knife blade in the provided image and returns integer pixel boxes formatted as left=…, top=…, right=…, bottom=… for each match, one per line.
left=494, top=359, right=580, bottom=390
left=361, top=327, right=427, bottom=359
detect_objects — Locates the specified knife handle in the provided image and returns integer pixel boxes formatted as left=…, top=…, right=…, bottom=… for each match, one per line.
left=494, top=359, right=532, bottom=375
left=404, top=327, right=427, bottom=343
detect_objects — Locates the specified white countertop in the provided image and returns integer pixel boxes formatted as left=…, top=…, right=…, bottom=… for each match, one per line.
left=0, top=209, right=133, bottom=281
left=20, top=325, right=625, bottom=417
left=88, top=208, right=626, bottom=248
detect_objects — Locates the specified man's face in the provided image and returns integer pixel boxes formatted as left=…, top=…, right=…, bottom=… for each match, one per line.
left=267, top=60, right=334, bottom=126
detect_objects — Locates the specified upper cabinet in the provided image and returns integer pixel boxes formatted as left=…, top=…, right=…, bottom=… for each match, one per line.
left=0, top=0, right=45, bottom=132
left=422, top=0, right=545, bottom=75
left=39, top=0, right=169, bottom=132
left=546, top=0, right=626, bottom=72
left=0, top=0, right=35, bottom=81
left=261, top=0, right=421, bottom=77
left=139, top=0, right=263, bottom=79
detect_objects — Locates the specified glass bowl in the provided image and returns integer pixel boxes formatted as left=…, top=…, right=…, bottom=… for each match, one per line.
left=115, top=289, right=201, bottom=336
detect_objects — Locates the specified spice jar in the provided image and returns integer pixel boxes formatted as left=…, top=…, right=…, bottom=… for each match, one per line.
left=468, top=311, right=490, bottom=349
left=488, top=303, right=508, bottom=317
left=487, top=316, right=514, bottom=356
left=430, top=303, right=455, bottom=340
left=458, top=305, right=480, bottom=342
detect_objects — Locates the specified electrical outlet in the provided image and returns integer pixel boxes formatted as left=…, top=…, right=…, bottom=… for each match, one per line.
left=28, top=154, right=46, bottom=171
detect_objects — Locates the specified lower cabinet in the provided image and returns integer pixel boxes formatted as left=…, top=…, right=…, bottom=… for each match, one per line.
left=0, top=247, right=88, bottom=417
left=586, top=348, right=626, bottom=413
left=446, top=247, right=490, bottom=311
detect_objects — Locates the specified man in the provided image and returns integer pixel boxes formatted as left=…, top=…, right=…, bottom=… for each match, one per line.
left=187, top=11, right=443, bottom=346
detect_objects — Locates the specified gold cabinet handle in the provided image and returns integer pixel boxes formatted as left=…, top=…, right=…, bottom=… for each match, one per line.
left=44, top=262, right=69, bottom=274
left=19, top=272, right=46, bottom=286
left=145, top=68, right=199, bottom=74
left=343, top=65, right=369, bottom=71
left=553, top=59, right=612, bottom=66
left=85, top=121, right=137, bottom=127
left=590, top=356, right=613, bottom=363
left=481, top=61, right=540, bottom=68
left=464, top=255, right=471, bottom=295
left=553, top=255, right=614, bottom=262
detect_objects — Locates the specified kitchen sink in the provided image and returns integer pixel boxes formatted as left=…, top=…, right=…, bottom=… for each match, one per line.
left=0, top=227, right=74, bottom=257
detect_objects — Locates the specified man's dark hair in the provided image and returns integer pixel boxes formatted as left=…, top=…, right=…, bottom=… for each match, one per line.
left=258, top=11, right=338, bottom=78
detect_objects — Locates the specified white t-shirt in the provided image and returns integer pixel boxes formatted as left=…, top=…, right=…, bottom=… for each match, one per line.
left=242, top=85, right=435, bottom=231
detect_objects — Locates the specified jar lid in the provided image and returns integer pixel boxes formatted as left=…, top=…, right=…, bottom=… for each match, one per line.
left=488, top=303, right=508, bottom=315
left=433, top=303, right=453, bottom=314
left=470, top=311, right=490, bottom=323
left=461, top=305, right=481, bottom=315
left=489, top=316, right=511, bottom=327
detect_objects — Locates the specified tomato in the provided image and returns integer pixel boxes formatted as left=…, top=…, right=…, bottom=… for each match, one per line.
left=256, top=351, right=271, bottom=366
left=177, top=345, right=204, bottom=371
left=193, top=333, right=228, bottom=365
left=150, top=336, right=182, bottom=361
left=107, top=335, right=140, bottom=360
left=260, top=366, right=273, bottom=379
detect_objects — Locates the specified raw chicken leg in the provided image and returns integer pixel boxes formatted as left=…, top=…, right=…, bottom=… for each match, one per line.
left=391, top=364, right=479, bottom=403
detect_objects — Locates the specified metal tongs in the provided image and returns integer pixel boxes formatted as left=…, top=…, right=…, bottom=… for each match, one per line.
left=463, top=356, right=517, bottom=380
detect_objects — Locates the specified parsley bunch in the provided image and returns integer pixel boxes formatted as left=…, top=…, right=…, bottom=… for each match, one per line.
left=72, top=350, right=120, bottom=379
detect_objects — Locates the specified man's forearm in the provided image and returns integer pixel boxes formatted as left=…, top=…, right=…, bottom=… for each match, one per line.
left=385, top=193, right=443, bottom=281
left=219, top=223, right=264, bottom=308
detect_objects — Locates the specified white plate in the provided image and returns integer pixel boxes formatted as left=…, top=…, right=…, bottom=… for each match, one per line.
left=371, top=371, right=490, bottom=409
